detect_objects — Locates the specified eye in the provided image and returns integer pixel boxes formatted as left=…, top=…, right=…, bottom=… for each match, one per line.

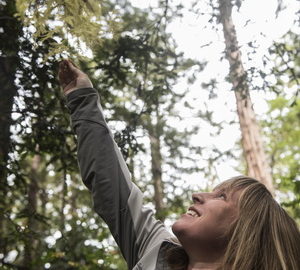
left=217, top=192, right=227, bottom=200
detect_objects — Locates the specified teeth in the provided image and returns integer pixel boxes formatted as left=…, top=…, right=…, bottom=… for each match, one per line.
left=186, top=210, right=200, bottom=217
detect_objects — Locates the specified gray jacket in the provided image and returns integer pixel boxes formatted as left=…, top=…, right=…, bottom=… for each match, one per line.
left=67, top=88, right=179, bottom=270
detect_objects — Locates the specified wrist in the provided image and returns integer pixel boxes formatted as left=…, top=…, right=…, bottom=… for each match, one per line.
left=64, top=82, right=93, bottom=96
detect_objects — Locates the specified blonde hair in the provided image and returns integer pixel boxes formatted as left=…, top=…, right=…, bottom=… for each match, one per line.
left=219, top=176, right=300, bottom=270
left=167, top=176, right=300, bottom=270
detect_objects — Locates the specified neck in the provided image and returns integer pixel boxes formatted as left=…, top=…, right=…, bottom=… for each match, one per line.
left=184, top=245, right=224, bottom=270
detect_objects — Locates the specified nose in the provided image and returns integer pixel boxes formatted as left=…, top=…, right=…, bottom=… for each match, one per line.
left=192, top=193, right=205, bottom=204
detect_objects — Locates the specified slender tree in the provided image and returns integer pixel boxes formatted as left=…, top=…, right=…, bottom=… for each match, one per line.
left=146, top=112, right=166, bottom=220
left=218, top=0, right=274, bottom=192
left=23, top=153, right=41, bottom=268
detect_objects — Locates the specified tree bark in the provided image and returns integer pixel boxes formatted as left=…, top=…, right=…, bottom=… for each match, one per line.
left=0, top=0, right=21, bottom=256
left=218, top=0, right=274, bottom=192
left=0, top=55, right=18, bottom=257
left=146, top=111, right=166, bottom=222
left=0, top=56, right=18, bottom=179
left=60, top=169, right=68, bottom=234
left=23, top=154, right=40, bottom=268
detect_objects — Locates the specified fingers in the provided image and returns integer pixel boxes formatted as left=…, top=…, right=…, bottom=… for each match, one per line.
left=68, top=60, right=79, bottom=69
left=59, top=60, right=70, bottom=72
left=59, top=60, right=81, bottom=75
left=58, top=59, right=91, bottom=94
left=58, top=59, right=79, bottom=82
left=66, top=60, right=84, bottom=76
left=58, top=61, right=69, bottom=86
left=58, top=60, right=76, bottom=89
left=66, top=60, right=77, bottom=72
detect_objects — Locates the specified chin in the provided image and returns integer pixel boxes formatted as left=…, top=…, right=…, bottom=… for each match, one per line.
left=172, top=217, right=188, bottom=238
left=171, top=220, right=179, bottom=235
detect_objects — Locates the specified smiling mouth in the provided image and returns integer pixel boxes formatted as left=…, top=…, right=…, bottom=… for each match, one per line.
left=186, top=209, right=201, bottom=217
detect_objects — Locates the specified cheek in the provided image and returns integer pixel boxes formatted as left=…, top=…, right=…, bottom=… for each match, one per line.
left=206, top=200, right=238, bottom=223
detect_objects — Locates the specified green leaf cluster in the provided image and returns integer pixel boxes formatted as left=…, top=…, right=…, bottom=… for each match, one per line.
left=15, top=0, right=121, bottom=60
left=263, top=31, right=300, bottom=223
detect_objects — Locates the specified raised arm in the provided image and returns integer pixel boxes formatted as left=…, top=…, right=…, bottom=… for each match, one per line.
left=59, top=60, right=172, bottom=269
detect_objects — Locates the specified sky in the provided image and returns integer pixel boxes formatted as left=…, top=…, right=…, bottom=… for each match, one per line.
left=129, top=0, right=299, bottom=188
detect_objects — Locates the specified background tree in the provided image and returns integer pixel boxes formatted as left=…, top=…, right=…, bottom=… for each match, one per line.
left=188, top=0, right=275, bottom=191
left=217, top=0, right=274, bottom=192
left=0, top=1, right=22, bottom=256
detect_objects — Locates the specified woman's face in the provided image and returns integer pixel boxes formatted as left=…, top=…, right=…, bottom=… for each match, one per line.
left=172, top=187, right=241, bottom=250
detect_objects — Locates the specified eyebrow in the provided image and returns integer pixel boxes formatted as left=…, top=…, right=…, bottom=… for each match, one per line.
left=213, top=188, right=236, bottom=199
left=212, top=187, right=227, bottom=193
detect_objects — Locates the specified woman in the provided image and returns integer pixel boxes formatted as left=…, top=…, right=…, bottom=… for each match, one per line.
left=59, top=60, right=300, bottom=270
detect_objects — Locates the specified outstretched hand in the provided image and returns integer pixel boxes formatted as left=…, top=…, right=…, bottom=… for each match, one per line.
left=58, top=60, right=93, bottom=95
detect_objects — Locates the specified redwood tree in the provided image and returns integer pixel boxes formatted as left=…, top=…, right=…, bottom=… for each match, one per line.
left=218, top=0, right=274, bottom=192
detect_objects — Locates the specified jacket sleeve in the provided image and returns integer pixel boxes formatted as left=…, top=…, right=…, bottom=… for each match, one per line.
left=66, top=88, right=172, bottom=269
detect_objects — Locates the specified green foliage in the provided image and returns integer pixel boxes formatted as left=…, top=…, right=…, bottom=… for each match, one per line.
left=15, top=0, right=121, bottom=60
left=268, top=31, right=300, bottom=104
left=264, top=97, right=300, bottom=222
left=263, top=31, right=300, bottom=223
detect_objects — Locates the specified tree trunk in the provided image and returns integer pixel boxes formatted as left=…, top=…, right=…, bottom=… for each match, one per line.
left=218, top=0, right=274, bottom=192
left=0, top=55, right=18, bottom=257
left=0, top=56, right=18, bottom=179
left=23, top=154, right=40, bottom=268
left=0, top=0, right=21, bottom=256
left=147, top=111, right=166, bottom=221
left=128, top=153, right=136, bottom=183
left=60, top=170, right=68, bottom=234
